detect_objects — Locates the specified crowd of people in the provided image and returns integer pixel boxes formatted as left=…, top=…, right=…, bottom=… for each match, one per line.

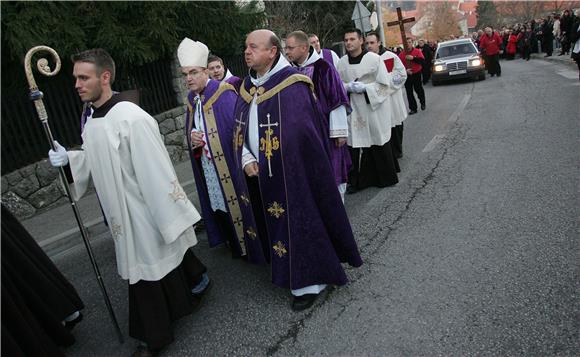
left=2, top=25, right=431, bottom=357
left=471, top=9, right=580, bottom=77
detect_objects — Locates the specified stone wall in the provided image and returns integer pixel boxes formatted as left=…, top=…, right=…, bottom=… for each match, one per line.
left=2, top=57, right=192, bottom=220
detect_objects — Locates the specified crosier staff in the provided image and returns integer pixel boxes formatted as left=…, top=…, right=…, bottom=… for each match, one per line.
left=24, top=45, right=124, bottom=344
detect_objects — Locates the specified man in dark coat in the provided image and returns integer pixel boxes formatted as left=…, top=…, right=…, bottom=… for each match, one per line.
left=416, top=39, right=433, bottom=84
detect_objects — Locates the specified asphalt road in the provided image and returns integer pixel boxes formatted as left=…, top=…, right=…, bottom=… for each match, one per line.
left=57, top=58, right=579, bottom=356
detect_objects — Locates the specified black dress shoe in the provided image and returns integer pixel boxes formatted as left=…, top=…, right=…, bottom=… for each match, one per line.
left=409, top=110, right=417, bottom=115
left=420, top=103, right=426, bottom=110
left=64, top=312, right=83, bottom=330
left=292, top=294, right=319, bottom=311
left=192, top=278, right=212, bottom=298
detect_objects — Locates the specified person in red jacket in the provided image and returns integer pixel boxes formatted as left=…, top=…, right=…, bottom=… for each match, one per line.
left=398, top=38, right=426, bottom=114
left=506, top=29, right=518, bottom=59
left=479, top=26, right=502, bottom=76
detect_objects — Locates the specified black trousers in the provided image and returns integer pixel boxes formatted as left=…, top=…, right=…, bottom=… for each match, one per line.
left=404, top=72, right=425, bottom=111
left=561, top=36, right=571, bottom=54
left=521, top=45, right=530, bottom=60
left=129, top=249, right=207, bottom=350
left=213, top=210, right=242, bottom=258
left=485, top=54, right=502, bottom=75
left=421, top=66, right=431, bottom=84
left=543, top=37, right=553, bottom=55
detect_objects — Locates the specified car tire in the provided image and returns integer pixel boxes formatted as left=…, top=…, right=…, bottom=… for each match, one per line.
left=432, top=80, right=440, bottom=86
left=478, top=73, right=486, bottom=81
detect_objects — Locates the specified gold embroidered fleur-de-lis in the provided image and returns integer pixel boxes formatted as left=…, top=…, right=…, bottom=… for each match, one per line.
left=169, top=180, right=187, bottom=202
left=246, top=227, right=257, bottom=240
left=267, top=201, right=285, bottom=218
left=240, top=194, right=250, bottom=206
left=273, top=241, right=287, bottom=258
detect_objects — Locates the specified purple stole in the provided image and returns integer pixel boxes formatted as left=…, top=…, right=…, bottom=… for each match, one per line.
left=185, top=80, right=266, bottom=264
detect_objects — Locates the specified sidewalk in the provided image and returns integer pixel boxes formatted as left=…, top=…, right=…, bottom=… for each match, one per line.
left=21, top=159, right=200, bottom=258
left=530, top=52, right=578, bottom=70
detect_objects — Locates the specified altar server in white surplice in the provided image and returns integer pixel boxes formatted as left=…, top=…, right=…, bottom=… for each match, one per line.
left=337, top=28, right=400, bottom=193
left=48, top=48, right=211, bottom=357
left=365, top=31, right=408, bottom=159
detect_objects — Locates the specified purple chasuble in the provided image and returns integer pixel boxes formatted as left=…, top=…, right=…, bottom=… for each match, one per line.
left=233, top=66, right=363, bottom=290
left=225, top=76, right=243, bottom=92
left=321, top=48, right=335, bottom=66
left=185, top=80, right=266, bottom=264
left=296, top=58, right=352, bottom=185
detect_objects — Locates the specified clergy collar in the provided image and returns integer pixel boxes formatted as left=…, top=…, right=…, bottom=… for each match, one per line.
left=297, top=46, right=319, bottom=67
left=222, top=69, right=234, bottom=81
left=250, top=53, right=290, bottom=87
left=348, top=49, right=368, bottom=64
left=92, top=90, right=140, bottom=118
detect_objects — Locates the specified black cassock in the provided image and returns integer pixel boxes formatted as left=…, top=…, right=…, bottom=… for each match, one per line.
left=1, top=205, right=84, bottom=356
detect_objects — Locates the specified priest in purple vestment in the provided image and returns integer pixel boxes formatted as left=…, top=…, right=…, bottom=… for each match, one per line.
left=285, top=30, right=352, bottom=202
left=308, top=33, right=340, bottom=67
left=234, top=30, right=362, bottom=311
left=178, top=38, right=265, bottom=263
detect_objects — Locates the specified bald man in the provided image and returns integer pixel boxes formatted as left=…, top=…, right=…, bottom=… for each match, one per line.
left=233, top=29, right=362, bottom=311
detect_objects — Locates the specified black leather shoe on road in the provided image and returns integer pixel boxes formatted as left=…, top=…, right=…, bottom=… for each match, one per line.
left=292, top=294, right=319, bottom=311
left=409, top=110, right=417, bottom=115
left=192, top=278, right=213, bottom=299
left=421, top=103, right=426, bottom=110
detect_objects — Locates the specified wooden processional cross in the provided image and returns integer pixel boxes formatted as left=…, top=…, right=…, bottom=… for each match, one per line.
left=386, top=7, right=415, bottom=66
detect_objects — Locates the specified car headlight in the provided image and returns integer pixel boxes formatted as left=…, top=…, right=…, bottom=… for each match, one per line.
left=434, top=64, right=446, bottom=72
left=469, top=58, right=482, bottom=66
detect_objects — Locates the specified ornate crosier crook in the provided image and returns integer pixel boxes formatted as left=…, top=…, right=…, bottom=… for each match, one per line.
left=24, top=46, right=124, bottom=343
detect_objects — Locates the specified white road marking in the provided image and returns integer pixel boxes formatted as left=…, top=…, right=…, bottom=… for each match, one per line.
left=422, top=134, right=446, bottom=153
left=448, top=93, right=471, bottom=123
left=556, top=69, right=578, bottom=80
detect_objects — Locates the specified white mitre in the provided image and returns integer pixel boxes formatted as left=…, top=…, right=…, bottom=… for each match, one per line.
left=177, top=38, right=209, bottom=68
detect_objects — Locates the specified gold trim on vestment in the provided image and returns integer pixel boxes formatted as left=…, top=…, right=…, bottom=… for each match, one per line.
left=239, top=74, right=316, bottom=104
left=203, top=107, right=247, bottom=256
left=203, top=82, right=236, bottom=112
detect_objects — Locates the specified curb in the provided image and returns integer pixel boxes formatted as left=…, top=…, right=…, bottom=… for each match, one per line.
left=530, top=53, right=577, bottom=70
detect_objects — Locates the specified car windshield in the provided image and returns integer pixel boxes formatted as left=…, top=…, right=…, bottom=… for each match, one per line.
left=436, top=43, right=476, bottom=58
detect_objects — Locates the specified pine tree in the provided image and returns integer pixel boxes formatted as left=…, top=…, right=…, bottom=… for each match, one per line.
left=476, top=0, right=499, bottom=30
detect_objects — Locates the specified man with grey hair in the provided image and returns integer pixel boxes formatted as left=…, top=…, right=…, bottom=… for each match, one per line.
left=233, top=29, right=362, bottom=311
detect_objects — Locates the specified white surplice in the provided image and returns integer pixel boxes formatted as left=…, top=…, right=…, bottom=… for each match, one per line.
left=68, top=101, right=201, bottom=284
left=379, top=50, right=408, bottom=127
left=337, top=51, right=398, bottom=148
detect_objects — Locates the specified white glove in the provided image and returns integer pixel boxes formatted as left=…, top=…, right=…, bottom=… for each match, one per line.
left=48, top=140, right=69, bottom=167
left=351, top=81, right=366, bottom=94
left=346, top=81, right=356, bottom=93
